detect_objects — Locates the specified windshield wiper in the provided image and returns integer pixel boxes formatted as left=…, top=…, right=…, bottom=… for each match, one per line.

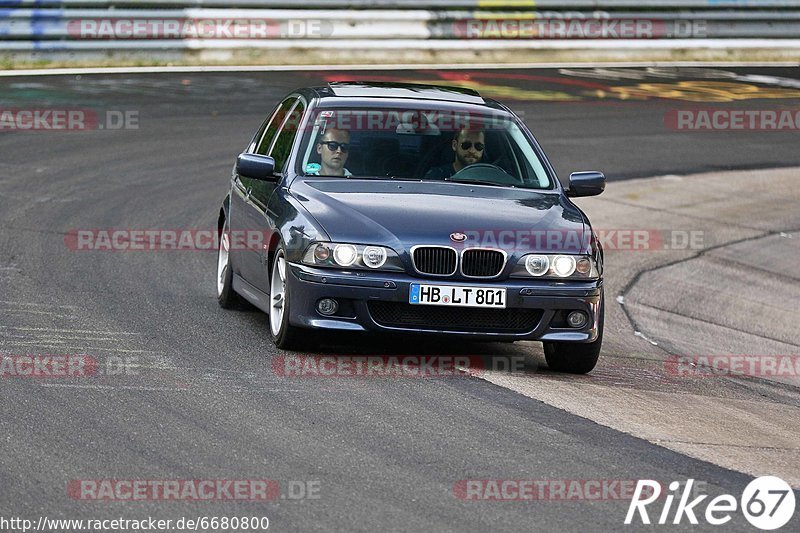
left=345, top=175, right=419, bottom=181
left=443, top=178, right=513, bottom=188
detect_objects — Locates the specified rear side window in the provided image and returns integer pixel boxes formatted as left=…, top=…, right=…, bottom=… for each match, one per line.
left=255, top=98, right=297, bottom=155
left=269, top=100, right=306, bottom=174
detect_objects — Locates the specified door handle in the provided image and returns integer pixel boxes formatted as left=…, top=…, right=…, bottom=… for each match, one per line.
left=245, top=187, right=252, bottom=199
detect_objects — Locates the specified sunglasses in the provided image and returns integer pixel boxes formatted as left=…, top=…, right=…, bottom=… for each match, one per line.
left=320, top=141, right=349, bottom=153
left=460, top=141, right=485, bottom=151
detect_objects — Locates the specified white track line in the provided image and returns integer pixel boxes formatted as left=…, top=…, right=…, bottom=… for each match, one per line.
left=0, top=309, right=75, bottom=316
left=0, top=345, right=156, bottom=353
left=0, top=300, right=78, bottom=309
left=37, top=383, right=188, bottom=391
left=0, top=326, right=141, bottom=335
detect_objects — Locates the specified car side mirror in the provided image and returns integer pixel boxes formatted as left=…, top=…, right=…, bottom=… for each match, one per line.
left=567, top=171, right=605, bottom=197
left=236, top=153, right=276, bottom=181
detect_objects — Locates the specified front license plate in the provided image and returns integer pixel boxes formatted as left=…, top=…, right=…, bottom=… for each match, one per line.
left=409, top=284, right=506, bottom=308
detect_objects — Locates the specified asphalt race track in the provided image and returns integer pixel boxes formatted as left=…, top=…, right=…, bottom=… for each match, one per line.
left=1, top=66, right=799, bottom=532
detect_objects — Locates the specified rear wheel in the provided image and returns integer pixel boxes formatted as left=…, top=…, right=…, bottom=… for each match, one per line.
left=268, top=246, right=307, bottom=350
left=543, top=295, right=604, bottom=374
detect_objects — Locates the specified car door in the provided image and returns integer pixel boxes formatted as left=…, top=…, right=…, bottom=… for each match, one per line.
left=230, top=97, right=296, bottom=286
left=237, top=97, right=306, bottom=294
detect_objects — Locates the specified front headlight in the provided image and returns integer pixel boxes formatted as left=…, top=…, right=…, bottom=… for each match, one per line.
left=511, top=254, right=599, bottom=279
left=362, top=246, right=388, bottom=268
left=332, top=244, right=358, bottom=267
left=302, top=242, right=404, bottom=271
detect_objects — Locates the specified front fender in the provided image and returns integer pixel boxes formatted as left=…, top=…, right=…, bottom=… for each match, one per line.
left=218, top=194, right=231, bottom=233
left=269, top=187, right=330, bottom=265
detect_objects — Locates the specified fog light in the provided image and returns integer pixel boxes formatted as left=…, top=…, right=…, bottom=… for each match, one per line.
left=317, top=298, right=338, bottom=316
left=567, top=311, right=588, bottom=328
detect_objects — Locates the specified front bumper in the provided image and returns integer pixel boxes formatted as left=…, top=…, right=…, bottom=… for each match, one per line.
left=287, top=263, right=602, bottom=342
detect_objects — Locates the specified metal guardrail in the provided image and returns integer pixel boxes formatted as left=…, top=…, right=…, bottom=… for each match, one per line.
left=1, top=2, right=799, bottom=54
left=3, top=0, right=800, bottom=7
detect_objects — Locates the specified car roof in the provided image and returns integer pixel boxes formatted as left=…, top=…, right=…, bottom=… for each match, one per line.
left=313, top=81, right=488, bottom=105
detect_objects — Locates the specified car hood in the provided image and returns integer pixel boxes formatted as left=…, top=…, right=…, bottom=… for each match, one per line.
left=290, top=178, right=589, bottom=254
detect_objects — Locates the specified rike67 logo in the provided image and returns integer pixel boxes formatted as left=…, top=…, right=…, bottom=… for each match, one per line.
left=626, top=477, right=796, bottom=530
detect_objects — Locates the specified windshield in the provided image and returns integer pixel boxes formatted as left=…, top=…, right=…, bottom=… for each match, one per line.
left=295, top=107, right=553, bottom=189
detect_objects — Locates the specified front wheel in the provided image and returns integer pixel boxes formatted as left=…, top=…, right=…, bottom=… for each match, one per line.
left=543, top=295, right=604, bottom=374
left=268, top=246, right=307, bottom=350
left=217, top=218, right=241, bottom=309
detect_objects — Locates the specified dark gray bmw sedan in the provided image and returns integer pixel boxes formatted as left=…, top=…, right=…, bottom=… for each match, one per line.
left=217, top=82, right=605, bottom=373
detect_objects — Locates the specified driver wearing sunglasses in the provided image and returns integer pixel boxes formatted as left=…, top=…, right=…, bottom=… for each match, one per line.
left=424, top=128, right=485, bottom=180
left=306, top=128, right=352, bottom=176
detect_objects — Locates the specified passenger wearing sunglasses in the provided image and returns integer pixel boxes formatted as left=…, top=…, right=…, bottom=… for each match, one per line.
left=306, top=128, right=352, bottom=176
left=424, top=128, right=485, bottom=180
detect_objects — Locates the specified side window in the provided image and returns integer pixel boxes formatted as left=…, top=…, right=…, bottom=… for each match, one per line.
left=255, top=98, right=297, bottom=155
left=247, top=117, right=270, bottom=153
left=269, top=100, right=306, bottom=174
left=241, top=98, right=298, bottom=204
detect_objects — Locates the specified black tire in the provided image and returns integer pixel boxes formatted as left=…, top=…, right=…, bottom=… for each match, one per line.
left=543, top=294, right=604, bottom=374
left=217, top=216, right=242, bottom=309
left=268, top=245, right=310, bottom=350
